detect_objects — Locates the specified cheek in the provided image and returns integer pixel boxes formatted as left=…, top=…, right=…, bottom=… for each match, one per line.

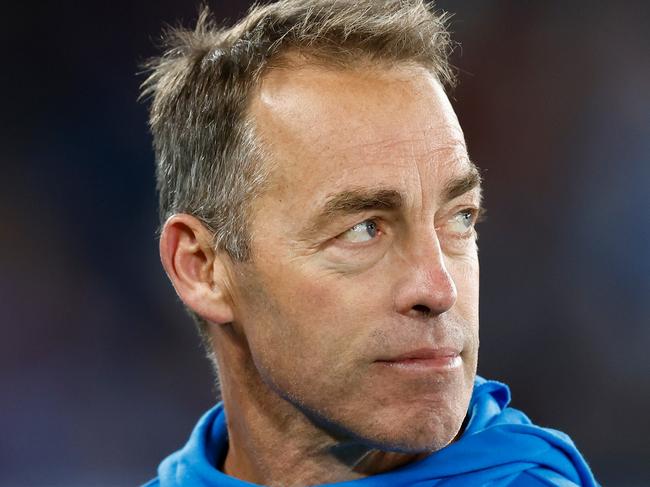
left=449, top=255, right=479, bottom=314
left=447, top=256, right=480, bottom=362
left=238, top=264, right=363, bottom=370
left=278, top=274, right=381, bottom=357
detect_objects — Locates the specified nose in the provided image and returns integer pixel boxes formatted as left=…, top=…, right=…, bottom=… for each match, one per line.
left=393, top=231, right=457, bottom=319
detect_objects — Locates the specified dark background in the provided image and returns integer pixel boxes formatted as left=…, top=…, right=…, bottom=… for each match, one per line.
left=1, top=1, right=648, bottom=486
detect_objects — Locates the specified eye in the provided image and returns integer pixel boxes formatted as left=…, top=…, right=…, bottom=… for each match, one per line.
left=448, top=209, right=477, bottom=235
left=338, top=219, right=379, bottom=243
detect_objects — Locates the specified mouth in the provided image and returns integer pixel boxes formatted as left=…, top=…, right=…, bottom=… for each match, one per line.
left=375, top=347, right=462, bottom=371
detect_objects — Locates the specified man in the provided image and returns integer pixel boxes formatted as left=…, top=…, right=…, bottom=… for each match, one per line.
left=141, top=1, right=598, bottom=485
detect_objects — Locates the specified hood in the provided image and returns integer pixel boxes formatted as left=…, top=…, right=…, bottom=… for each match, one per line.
left=147, top=376, right=598, bottom=486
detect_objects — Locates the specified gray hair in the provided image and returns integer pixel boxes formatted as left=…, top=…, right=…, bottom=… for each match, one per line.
left=140, top=0, right=454, bottom=343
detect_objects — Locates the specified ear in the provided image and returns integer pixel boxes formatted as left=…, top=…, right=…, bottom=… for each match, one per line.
left=159, top=214, right=235, bottom=325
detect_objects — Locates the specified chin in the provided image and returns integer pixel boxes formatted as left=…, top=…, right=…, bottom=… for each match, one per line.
left=374, top=380, right=475, bottom=453
left=285, top=360, right=476, bottom=454
left=364, top=379, right=474, bottom=452
left=391, top=415, right=463, bottom=453
left=343, top=401, right=467, bottom=454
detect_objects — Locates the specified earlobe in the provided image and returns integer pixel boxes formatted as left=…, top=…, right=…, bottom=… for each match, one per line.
left=159, top=214, right=235, bottom=325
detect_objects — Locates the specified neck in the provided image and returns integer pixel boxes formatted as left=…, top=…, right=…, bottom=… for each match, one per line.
left=222, top=395, right=426, bottom=486
left=213, top=332, right=425, bottom=486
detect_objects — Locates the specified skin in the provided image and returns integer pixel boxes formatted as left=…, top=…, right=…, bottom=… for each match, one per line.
left=160, top=62, right=482, bottom=486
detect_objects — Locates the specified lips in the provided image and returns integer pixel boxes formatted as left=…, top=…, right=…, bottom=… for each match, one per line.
left=376, top=347, right=462, bottom=370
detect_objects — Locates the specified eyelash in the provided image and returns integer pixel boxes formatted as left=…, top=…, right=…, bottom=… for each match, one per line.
left=336, top=207, right=483, bottom=242
left=447, top=208, right=482, bottom=235
left=335, top=218, right=384, bottom=245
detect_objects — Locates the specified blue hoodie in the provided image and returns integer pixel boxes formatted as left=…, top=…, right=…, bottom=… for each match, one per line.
left=144, top=377, right=598, bottom=486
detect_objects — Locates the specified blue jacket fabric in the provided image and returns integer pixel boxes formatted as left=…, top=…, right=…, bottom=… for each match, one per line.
left=144, top=376, right=598, bottom=486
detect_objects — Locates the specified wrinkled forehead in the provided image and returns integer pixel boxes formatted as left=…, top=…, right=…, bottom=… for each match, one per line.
left=249, top=62, right=471, bottom=205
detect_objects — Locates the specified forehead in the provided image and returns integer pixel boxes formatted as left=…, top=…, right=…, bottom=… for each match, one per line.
left=249, top=63, right=471, bottom=213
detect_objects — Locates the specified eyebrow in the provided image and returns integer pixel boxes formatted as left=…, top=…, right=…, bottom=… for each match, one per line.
left=303, top=188, right=403, bottom=236
left=322, top=188, right=404, bottom=215
left=303, top=165, right=482, bottom=236
left=443, top=164, right=483, bottom=203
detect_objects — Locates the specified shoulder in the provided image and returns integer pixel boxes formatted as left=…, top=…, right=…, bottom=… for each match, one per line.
left=444, top=377, right=600, bottom=486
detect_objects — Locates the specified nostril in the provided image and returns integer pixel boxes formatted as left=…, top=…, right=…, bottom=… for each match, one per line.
left=412, top=304, right=431, bottom=315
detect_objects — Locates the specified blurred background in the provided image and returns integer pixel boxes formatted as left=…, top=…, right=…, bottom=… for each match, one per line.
left=1, top=1, right=648, bottom=485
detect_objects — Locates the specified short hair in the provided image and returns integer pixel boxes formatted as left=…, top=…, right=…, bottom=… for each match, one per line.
left=140, top=0, right=454, bottom=344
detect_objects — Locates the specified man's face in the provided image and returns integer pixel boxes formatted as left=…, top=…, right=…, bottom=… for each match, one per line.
left=229, top=63, right=481, bottom=452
